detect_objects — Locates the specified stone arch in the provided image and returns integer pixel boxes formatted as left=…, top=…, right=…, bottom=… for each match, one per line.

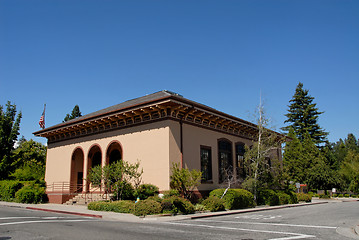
left=70, top=147, right=84, bottom=193
left=106, top=141, right=123, bottom=165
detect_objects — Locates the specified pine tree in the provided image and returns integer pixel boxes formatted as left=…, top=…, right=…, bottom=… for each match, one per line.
left=63, top=105, right=82, bottom=122
left=282, top=82, right=328, bottom=145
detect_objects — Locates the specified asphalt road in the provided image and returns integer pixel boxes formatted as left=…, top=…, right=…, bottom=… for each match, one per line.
left=0, top=201, right=358, bottom=240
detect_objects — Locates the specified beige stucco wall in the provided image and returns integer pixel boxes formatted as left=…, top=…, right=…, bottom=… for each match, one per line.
left=179, top=123, right=254, bottom=191
left=45, top=120, right=176, bottom=192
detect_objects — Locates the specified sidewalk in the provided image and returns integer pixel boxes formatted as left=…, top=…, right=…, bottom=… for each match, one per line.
left=0, top=200, right=332, bottom=223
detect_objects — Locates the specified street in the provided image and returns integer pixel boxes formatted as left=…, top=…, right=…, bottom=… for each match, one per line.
left=0, top=201, right=358, bottom=239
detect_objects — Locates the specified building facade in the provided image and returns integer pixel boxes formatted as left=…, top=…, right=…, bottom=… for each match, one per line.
left=34, top=91, right=282, bottom=204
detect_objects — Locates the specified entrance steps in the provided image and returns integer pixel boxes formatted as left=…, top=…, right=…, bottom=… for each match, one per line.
left=64, top=193, right=112, bottom=205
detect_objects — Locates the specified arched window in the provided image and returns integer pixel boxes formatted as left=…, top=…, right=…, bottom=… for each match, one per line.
left=235, top=143, right=246, bottom=180
left=200, top=146, right=212, bottom=182
left=106, top=141, right=123, bottom=165
left=88, top=145, right=102, bottom=169
left=218, top=139, right=233, bottom=183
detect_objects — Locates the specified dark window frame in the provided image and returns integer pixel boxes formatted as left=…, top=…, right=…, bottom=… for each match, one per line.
left=200, top=145, right=213, bottom=183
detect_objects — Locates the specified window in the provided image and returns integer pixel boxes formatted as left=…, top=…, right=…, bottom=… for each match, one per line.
left=200, top=146, right=212, bottom=182
left=218, top=139, right=233, bottom=183
left=235, top=143, right=246, bottom=179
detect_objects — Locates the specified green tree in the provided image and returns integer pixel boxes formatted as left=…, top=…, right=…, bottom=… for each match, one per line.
left=282, top=82, right=328, bottom=146
left=170, top=163, right=202, bottom=201
left=87, top=160, right=143, bottom=200
left=63, top=105, right=82, bottom=122
left=11, top=139, right=47, bottom=181
left=0, top=101, right=22, bottom=179
left=339, top=149, right=359, bottom=193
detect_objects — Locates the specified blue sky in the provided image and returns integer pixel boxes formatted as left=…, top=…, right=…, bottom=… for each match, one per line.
left=1, top=0, right=358, bottom=145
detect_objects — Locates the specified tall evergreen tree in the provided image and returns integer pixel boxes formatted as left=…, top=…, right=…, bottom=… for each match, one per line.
left=282, top=82, right=328, bottom=145
left=63, top=105, right=82, bottom=122
left=0, top=101, right=22, bottom=179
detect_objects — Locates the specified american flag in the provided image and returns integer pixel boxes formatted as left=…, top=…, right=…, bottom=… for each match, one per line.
left=39, top=104, right=46, bottom=129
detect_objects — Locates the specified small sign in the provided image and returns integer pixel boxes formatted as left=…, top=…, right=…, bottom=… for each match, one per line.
left=332, top=188, right=336, bottom=193
left=296, top=183, right=300, bottom=189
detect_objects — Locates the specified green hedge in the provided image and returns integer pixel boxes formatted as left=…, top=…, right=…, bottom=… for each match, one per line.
left=209, top=189, right=254, bottom=210
left=15, top=184, right=46, bottom=204
left=133, top=199, right=162, bottom=216
left=161, top=196, right=195, bottom=214
left=0, top=180, right=23, bottom=201
left=296, top=193, right=312, bottom=202
left=134, top=184, right=159, bottom=200
left=202, top=196, right=225, bottom=212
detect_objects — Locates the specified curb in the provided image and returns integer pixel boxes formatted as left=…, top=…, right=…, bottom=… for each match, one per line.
left=26, top=207, right=103, bottom=219
left=189, top=201, right=328, bottom=220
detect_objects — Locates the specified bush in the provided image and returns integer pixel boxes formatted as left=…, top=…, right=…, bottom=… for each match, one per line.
left=351, top=195, right=357, bottom=198
left=146, top=195, right=162, bottom=203
left=161, top=196, right=195, bottom=215
left=88, top=201, right=112, bottom=211
left=110, top=200, right=135, bottom=213
left=319, top=194, right=331, bottom=199
left=134, top=184, right=159, bottom=200
left=194, top=204, right=206, bottom=212
left=333, top=194, right=338, bottom=197
left=209, top=189, right=254, bottom=210
left=285, top=191, right=298, bottom=204
left=202, top=196, right=225, bottom=212
left=162, top=189, right=180, bottom=198
left=338, top=194, right=343, bottom=198
left=296, top=193, right=312, bottom=202
left=344, top=194, right=350, bottom=198
left=112, top=182, right=135, bottom=201
left=133, top=199, right=162, bottom=216
left=0, top=180, right=23, bottom=201
left=15, top=185, right=46, bottom=203
left=257, top=189, right=280, bottom=206
left=276, top=192, right=291, bottom=205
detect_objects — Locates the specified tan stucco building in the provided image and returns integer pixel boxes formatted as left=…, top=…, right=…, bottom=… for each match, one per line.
left=34, top=91, right=282, bottom=204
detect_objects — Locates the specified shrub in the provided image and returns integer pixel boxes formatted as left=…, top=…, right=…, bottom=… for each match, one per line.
left=333, top=194, right=338, bottom=197
left=146, top=195, right=162, bottom=203
left=319, top=194, right=330, bottom=199
left=285, top=191, right=298, bottom=204
left=161, top=196, right=195, bottom=215
left=209, top=189, right=254, bottom=210
left=257, top=189, right=280, bottom=206
left=344, top=194, right=350, bottom=198
left=0, top=180, right=23, bottom=201
left=133, top=199, right=162, bottom=216
left=194, top=204, right=206, bottom=212
left=351, top=195, right=357, bottom=198
left=338, top=194, right=343, bottom=198
left=134, top=184, right=159, bottom=200
left=15, top=185, right=46, bottom=203
left=296, top=193, right=312, bottom=202
left=276, top=192, right=291, bottom=205
left=88, top=201, right=112, bottom=211
left=202, top=196, right=225, bottom=212
left=112, top=182, right=135, bottom=201
left=110, top=200, right=135, bottom=213
left=162, top=189, right=180, bottom=198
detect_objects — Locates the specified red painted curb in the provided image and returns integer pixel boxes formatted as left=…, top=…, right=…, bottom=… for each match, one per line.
left=26, top=207, right=102, bottom=219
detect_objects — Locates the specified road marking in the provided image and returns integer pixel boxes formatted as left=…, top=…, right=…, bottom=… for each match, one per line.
left=198, top=219, right=337, bottom=229
left=235, top=214, right=282, bottom=220
left=0, top=219, right=97, bottom=226
left=164, top=222, right=315, bottom=240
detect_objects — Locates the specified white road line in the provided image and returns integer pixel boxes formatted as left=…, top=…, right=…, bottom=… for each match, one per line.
left=198, top=219, right=337, bottom=229
left=0, top=219, right=97, bottom=226
left=164, top=222, right=315, bottom=240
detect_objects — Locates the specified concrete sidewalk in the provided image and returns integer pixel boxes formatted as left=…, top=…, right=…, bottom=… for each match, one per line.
left=0, top=200, right=332, bottom=223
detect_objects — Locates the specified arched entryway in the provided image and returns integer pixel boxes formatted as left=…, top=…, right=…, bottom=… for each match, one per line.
left=70, top=148, right=84, bottom=193
left=86, top=145, right=102, bottom=192
left=106, top=141, right=123, bottom=165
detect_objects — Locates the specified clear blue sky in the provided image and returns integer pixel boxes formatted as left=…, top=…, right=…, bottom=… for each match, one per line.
left=1, top=0, right=358, bottom=145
